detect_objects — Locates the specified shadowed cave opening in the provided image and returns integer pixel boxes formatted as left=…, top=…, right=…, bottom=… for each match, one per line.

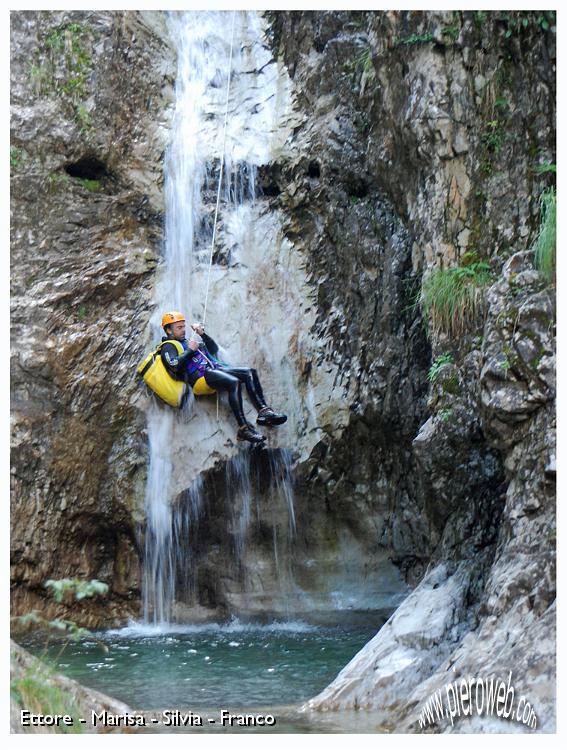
left=65, top=156, right=109, bottom=181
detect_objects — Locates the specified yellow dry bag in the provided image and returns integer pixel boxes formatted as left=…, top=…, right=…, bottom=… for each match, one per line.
left=137, top=340, right=187, bottom=408
left=193, top=375, right=216, bottom=396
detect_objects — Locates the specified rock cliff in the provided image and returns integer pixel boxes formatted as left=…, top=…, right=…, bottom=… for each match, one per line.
left=266, top=10, right=555, bottom=731
left=11, top=10, right=175, bottom=625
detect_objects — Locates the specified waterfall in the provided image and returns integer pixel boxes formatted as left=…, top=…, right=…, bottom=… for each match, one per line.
left=142, top=405, right=176, bottom=624
left=143, top=11, right=245, bottom=625
left=142, top=10, right=298, bottom=625
left=270, top=448, right=296, bottom=538
left=268, top=449, right=297, bottom=614
left=225, top=453, right=252, bottom=563
left=171, top=475, right=204, bottom=604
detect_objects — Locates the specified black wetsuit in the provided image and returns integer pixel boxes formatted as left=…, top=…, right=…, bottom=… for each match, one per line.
left=160, top=334, right=267, bottom=426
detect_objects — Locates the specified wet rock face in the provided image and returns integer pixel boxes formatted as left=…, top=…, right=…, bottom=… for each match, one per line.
left=480, top=253, right=555, bottom=448
left=271, top=10, right=555, bottom=272
left=168, top=448, right=409, bottom=625
left=308, top=253, right=556, bottom=730
left=10, top=10, right=175, bottom=625
left=262, top=14, right=438, bottom=591
left=268, top=10, right=555, bottom=731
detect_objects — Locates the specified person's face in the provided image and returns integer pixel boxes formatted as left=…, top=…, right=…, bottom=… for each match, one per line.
left=169, top=321, right=186, bottom=340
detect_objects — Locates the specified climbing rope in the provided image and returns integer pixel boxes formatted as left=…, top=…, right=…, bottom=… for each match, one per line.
left=202, top=10, right=237, bottom=327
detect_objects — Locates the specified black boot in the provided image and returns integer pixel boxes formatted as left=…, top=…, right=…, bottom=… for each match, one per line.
left=237, top=422, right=266, bottom=444
left=256, top=406, right=287, bottom=426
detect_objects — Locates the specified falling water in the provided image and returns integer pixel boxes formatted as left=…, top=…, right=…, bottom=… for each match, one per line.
left=225, top=453, right=252, bottom=562
left=171, top=475, right=204, bottom=604
left=142, top=10, right=298, bottom=624
left=143, top=11, right=247, bottom=624
left=268, top=449, right=297, bottom=614
left=142, top=405, right=176, bottom=624
left=269, top=448, right=297, bottom=538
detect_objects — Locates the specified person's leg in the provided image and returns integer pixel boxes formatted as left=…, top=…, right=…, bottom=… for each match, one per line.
left=220, top=366, right=287, bottom=426
left=203, top=370, right=245, bottom=425
left=203, top=369, right=265, bottom=443
left=221, top=367, right=267, bottom=411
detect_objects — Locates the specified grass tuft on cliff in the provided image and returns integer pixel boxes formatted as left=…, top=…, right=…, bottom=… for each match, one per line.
left=419, top=261, right=492, bottom=338
left=11, top=663, right=84, bottom=734
left=533, top=187, right=556, bottom=284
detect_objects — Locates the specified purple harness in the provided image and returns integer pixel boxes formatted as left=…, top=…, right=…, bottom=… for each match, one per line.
left=183, top=340, right=218, bottom=379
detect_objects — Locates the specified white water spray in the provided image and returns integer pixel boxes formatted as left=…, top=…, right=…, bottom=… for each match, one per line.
left=142, top=10, right=298, bottom=624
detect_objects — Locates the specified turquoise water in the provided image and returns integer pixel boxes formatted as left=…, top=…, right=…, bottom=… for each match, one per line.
left=20, top=620, right=377, bottom=712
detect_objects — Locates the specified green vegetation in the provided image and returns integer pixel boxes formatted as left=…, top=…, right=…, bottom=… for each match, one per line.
left=533, top=162, right=556, bottom=175
left=45, top=23, right=93, bottom=101
left=478, top=73, right=513, bottom=172
left=28, top=62, right=53, bottom=96
left=11, top=664, right=84, bottom=734
left=391, top=14, right=462, bottom=50
left=11, top=577, right=109, bottom=731
left=342, top=47, right=376, bottom=83
left=472, top=335, right=484, bottom=348
left=506, top=273, right=524, bottom=298
left=13, top=578, right=108, bottom=637
left=481, top=120, right=505, bottom=154
left=473, top=11, right=487, bottom=28
left=504, top=16, right=529, bottom=38
left=28, top=22, right=94, bottom=132
left=533, top=188, right=556, bottom=284
left=76, top=177, right=101, bottom=192
left=394, top=33, right=436, bottom=47
left=29, top=23, right=93, bottom=100
left=427, top=353, right=454, bottom=383
left=45, top=578, right=108, bottom=602
left=419, top=260, right=493, bottom=338
left=60, top=75, right=89, bottom=100
left=10, top=146, right=24, bottom=169
left=75, top=103, right=92, bottom=133
left=14, top=608, right=91, bottom=640
left=536, top=13, right=554, bottom=31
left=501, top=11, right=554, bottom=38
left=356, top=47, right=375, bottom=80
left=438, top=407, right=453, bottom=423
left=494, top=95, right=509, bottom=111
left=46, top=172, right=70, bottom=189
left=354, top=112, right=370, bottom=136
left=442, top=21, right=460, bottom=43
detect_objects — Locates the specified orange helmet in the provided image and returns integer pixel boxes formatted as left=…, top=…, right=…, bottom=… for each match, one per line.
left=161, top=311, right=185, bottom=330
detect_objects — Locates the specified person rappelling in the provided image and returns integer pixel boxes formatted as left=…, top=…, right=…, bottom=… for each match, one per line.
left=137, top=311, right=287, bottom=445
left=137, top=14, right=287, bottom=444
